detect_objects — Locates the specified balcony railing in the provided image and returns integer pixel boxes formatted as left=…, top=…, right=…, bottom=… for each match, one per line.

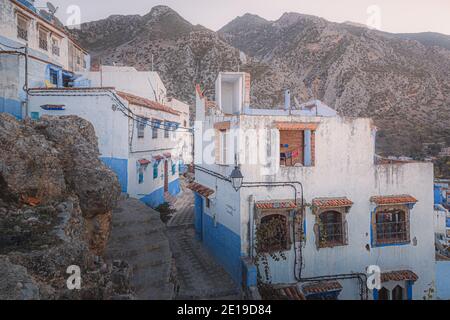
left=318, top=222, right=345, bottom=246
left=17, top=27, right=28, bottom=40
left=375, top=221, right=409, bottom=244
left=39, top=39, right=48, bottom=51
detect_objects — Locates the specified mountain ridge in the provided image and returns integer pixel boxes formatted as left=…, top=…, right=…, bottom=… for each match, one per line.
left=70, top=7, right=450, bottom=157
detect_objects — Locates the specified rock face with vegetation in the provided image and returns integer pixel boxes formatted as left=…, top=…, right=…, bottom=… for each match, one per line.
left=0, top=114, right=133, bottom=300
left=71, top=5, right=450, bottom=157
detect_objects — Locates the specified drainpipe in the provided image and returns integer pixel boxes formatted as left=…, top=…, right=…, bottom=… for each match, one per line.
left=24, top=44, right=29, bottom=117
left=248, top=194, right=255, bottom=258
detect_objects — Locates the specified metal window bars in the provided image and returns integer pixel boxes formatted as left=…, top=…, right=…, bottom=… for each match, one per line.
left=17, top=26, right=28, bottom=40
left=375, top=220, right=409, bottom=244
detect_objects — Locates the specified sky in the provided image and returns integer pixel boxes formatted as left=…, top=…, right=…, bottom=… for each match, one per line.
left=35, top=0, right=450, bottom=35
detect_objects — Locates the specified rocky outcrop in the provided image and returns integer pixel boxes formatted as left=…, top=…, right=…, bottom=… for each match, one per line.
left=0, top=114, right=133, bottom=299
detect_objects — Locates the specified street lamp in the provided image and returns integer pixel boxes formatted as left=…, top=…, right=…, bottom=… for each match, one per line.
left=230, top=164, right=243, bottom=192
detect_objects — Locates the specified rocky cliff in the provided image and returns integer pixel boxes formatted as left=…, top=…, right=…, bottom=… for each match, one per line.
left=0, top=114, right=133, bottom=300
left=70, top=6, right=450, bottom=157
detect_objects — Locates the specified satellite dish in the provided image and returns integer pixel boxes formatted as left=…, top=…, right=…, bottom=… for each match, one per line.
left=46, top=2, right=58, bottom=15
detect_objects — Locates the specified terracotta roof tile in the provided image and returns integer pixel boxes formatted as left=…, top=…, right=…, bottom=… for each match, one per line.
left=276, top=286, right=305, bottom=300
left=153, top=155, right=164, bottom=161
left=117, top=91, right=180, bottom=116
left=275, top=122, right=319, bottom=131
left=138, top=159, right=151, bottom=166
left=255, top=200, right=298, bottom=210
left=187, top=182, right=215, bottom=198
left=302, top=281, right=342, bottom=295
left=381, top=270, right=418, bottom=283
left=370, top=195, right=418, bottom=205
left=163, top=152, right=172, bottom=158
left=312, top=197, right=353, bottom=208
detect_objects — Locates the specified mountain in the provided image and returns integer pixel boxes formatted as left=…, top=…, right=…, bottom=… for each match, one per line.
left=70, top=7, right=450, bottom=157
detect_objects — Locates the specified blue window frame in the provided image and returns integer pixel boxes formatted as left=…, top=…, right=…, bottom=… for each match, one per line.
left=30, top=112, right=39, bottom=120
left=153, top=162, right=159, bottom=179
left=172, top=162, right=176, bottom=175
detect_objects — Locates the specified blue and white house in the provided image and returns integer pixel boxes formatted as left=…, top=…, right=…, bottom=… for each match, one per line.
left=0, top=0, right=90, bottom=119
left=26, top=66, right=192, bottom=208
left=191, top=71, right=435, bottom=300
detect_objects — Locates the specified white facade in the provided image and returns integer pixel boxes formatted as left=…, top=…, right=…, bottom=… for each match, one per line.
left=192, top=72, right=436, bottom=300
left=27, top=67, right=192, bottom=208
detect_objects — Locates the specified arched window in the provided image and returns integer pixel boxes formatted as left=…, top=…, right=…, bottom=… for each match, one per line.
left=378, top=287, right=390, bottom=300
left=318, top=210, right=345, bottom=246
left=392, top=285, right=404, bottom=300
left=375, top=208, right=408, bottom=245
left=257, top=214, right=289, bottom=253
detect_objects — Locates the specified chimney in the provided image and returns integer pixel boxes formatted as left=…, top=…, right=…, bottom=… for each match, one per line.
left=284, top=89, right=291, bottom=111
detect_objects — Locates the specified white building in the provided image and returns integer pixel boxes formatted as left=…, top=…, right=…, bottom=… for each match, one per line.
left=0, top=0, right=90, bottom=119
left=190, top=72, right=435, bottom=300
left=27, top=66, right=192, bottom=208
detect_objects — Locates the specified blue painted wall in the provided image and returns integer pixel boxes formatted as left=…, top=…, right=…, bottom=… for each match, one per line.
left=434, top=185, right=443, bottom=205
left=201, top=210, right=242, bottom=284
left=436, top=261, right=450, bottom=299
left=168, top=178, right=181, bottom=196
left=194, top=193, right=203, bottom=240
left=100, top=157, right=128, bottom=193
left=140, top=187, right=165, bottom=208
left=0, top=97, right=22, bottom=119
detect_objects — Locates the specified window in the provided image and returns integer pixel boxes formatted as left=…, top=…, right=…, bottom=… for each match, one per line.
left=205, top=198, right=210, bottom=209
left=49, top=68, right=59, bottom=86
left=17, top=15, right=29, bottom=41
left=62, top=73, right=72, bottom=87
left=316, top=210, right=347, bottom=248
left=373, top=207, right=409, bottom=246
left=152, top=120, right=160, bottom=139
left=51, top=38, right=60, bottom=56
left=164, top=121, right=170, bottom=138
left=137, top=117, right=147, bottom=138
left=30, top=112, right=39, bottom=120
left=392, top=285, right=404, bottom=300
left=378, top=287, right=390, bottom=300
left=279, top=129, right=315, bottom=167
left=257, top=214, right=289, bottom=253
left=39, top=29, right=48, bottom=51
left=153, top=162, right=159, bottom=179
left=184, top=120, right=187, bottom=127
left=171, top=162, right=176, bottom=175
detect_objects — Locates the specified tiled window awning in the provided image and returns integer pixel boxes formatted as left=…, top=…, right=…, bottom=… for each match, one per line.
left=312, top=197, right=353, bottom=208
left=214, top=121, right=231, bottom=130
left=370, top=195, right=418, bottom=205
left=163, top=152, right=172, bottom=158
left=255, top=200, right=298, bottom=210
left=381, top=270, right=418, bottom=283
left=187, top=182, right=215, bottom=198
left=302, top=281, right=342, bottom=295
left=40, top=104, right=65, bottom=110
left=276, top=286, right=305, bottom=300
left=275, top=122, right=319, bottom=131
left=153, top=155, right=164, bottom=161
left=138, top=159, right=151, bottom=166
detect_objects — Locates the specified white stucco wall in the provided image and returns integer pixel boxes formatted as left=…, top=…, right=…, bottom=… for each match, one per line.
left=195, top=106, right=435, bottom=299
left=27, top=91, right=129, bottom=159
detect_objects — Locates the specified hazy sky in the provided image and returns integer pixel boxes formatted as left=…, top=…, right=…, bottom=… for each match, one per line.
left=36, top=0, right=450, bottom=35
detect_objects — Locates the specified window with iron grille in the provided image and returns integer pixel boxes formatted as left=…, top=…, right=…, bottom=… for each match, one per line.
left=137, top=117, right=147, bottom=138
left=257, top=213, right=290, bottom=253
left=49, top=68, right=58, bottom=86
left=153, top=162, right=159, bottom=179
left=17, top=16, right=28, bottom=41
left=39, top=29, right=48, bottom=51
left=152, top=120, right=160, bottom=139
left=374, top=208, right=410, bottom=246
left=51, top=38, right=60, bottom=56
left=316, top=210, right=347, bottom=248
left=164, top=121, right=170, bottom=138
